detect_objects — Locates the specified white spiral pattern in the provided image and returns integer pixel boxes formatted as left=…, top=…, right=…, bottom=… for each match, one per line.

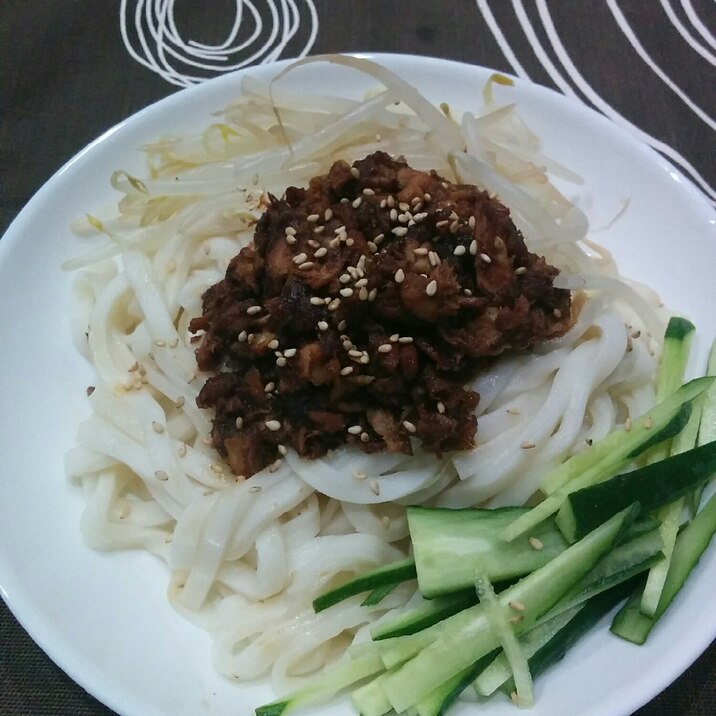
left=120, top=0, right=318, bottom=88
left=476, top=0, right=716, bottom=205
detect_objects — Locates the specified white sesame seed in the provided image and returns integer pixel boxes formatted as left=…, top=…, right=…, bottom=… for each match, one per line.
left=529, top=537, right=544, bottom=551
left=306, top=214, right=320, bottom=222
left=247, top=305, right=262, bottom=315
left=352, top=197, right=363, bottom=209
left=269, top=458, right=283, bottom=473
left=349, top=349, right=362, bottom=358
left=515, top=266, right=527, bottom=275
left=464, top=288, right=473, bottom=296
left=423, top=193, right=432, bottom=201
left=152, top=421, right=164, bottom=434
left=374, top=233, right=385, bottom=243
left=360, top=432, right=370, bottom=442
left=398, top=336, right=414, bottom=344
left=348, top=425, right=362, bottom=435
left=521, top=441, right=536, bottom=449
left=367, top=241, right=378, bottom=253
left=286, top=235, right=297, bottom=244
left=378, top=344, right=393, bottom=353
left=437, top=401, right=445, bottom=414
left=340, top=366, right=354, bottom=376
left=278, top=444, right=288, bottom=456
left=264, top=382, right=275, bottom=393
left=299, top=261, right=314, bottom=270
left=308, top=239, right=320, bottom=249
left=175, top=396, right=186, bottom=408
left=399, top=202, right=410, bottom=211
left=469, top=240, right=477, bottom=256
left=318, top=321, right=329, bottom=331
left=345, top=238, right=355, bottom=247
left=369, top=480, right=381, bottom=495
left=354, top=278, right=368, bottom=288
left=338, top=320, right=347, bottom=331
left=268, top=339, right=279, bottom=350
left=353, top=470, right=367, bottom=480
left=177, top=443, right=187, bottom=457
left=314, top=226, right=325, bottom=234
left=310, top=296, right=324, bottom=306
left=450, top=220, right=460, bottom=233
left=154, top=470, right=169, bottom=481
left=392, top=226, right=408, bottom=237
left=402, top=420, right=417, bottom=433
left=506, top=407, right=521, bottom=415
left=293, top=253, right=308, bottom=264
left=328, top=298, right=341, bottom=311
left=329, top=237, right=340, bottom=248
left=285, top=226, right=297, bottom=235
left=324, top=208, right=333, bottom=220
left=351, top=167, right=360, bottom=178
left=398, top=213, right=410, bottom=223
left=368, top=288, right=378, bottom=301
left=480, top=253, right=492, bottom=264
left=235, top=416, right=244, bottom=429
left=428, top=251, right=440, bottom=267
left=414, top=247, right=428, bottom=256
left=390, top=333, right=400, bottom=342
left=340, top=197, right=349, bottom=204
left=276, top=356, right=287, bottom=367
left=340, top=287, right=354, bottom=298
left=390, top=208, right=398, bottom=221
left=359, top=287, right=369, bottom=301
left=468, top=216, right=476, bottom=229
left=436, top=220, right=449, bottom=228
left=553, top=308, right=562, bottom=318
left=453, top=245, right=466, bottom=256
left=155, top=339, right=166, bottom=347
left=494, top=236, right=505, bottom=250
left=265, top=420, right=281, bottom=431
left=314, top=246, right=328, bottom=258
left=283, top=348, right=297, bottom=358
left=426, top=280, right=438, bottom=296
left=394, top=268, right=405, bottom=283
left=387, top=195, right=395, bottom=207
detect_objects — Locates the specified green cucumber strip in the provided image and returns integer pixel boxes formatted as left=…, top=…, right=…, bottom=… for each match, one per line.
left=370, top=591, right=476, bottom=641
left=690, top=339, right=716, bottom=514
left=611, top=492, right=716, bottom=644
left=361, top=583, right=399, bottom=607
left=313, top=557, right=416, bottom=613
left=542, top=527, right=663, bottom=621
left=640, top=497, right=684, bottom=618
left=646, top=317, right=695, bottom=463
left=351, top=669, right=397, bottom=716
left=555, top=440, right=716, bottom=543
left=539, top=377, right=711, bottom=497
left=500, top=578, right=639, bottom=697
left=408, top=505, right=568, bottom=598
left=380, top=507, right=638, bottom=712
left=474, top=606, right=580, bottom=697
left=475, top=573, right=534, bottom=707
left=254, top=652, right=385, bottom=716
left=415, top=651, right=499, bottom=716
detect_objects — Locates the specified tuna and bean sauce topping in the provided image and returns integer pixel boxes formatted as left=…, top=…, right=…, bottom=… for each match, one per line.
left=189, top=151, right=572, bottom=478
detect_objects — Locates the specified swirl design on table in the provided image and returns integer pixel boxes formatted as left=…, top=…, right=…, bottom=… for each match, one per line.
left=120, top=0, right=318, bottom=88
left=476, top=0, right=716, bottom=205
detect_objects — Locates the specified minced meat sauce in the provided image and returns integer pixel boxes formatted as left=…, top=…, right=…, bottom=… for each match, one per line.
left=189, top=152, right=572, bottom=478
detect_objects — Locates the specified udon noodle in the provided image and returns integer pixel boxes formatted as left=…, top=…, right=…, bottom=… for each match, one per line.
left=64, top=56, right=664, bottom=691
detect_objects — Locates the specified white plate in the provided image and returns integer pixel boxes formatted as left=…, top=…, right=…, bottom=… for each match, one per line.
left=0, top=54, right=714, bottom=716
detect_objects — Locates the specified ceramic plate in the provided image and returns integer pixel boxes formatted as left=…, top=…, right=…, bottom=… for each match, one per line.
left=0, top=54, right=714, bottom=716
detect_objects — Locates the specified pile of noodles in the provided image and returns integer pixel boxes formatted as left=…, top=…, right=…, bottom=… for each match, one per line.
left=64, top=56, right=665, bottom=692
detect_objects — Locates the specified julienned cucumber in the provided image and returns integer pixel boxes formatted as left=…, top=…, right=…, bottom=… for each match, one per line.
left=501, top=377, right=712, bottom=543
left=539, top=377, right=709, bottom=497
left=408, top=506, right=568, bottom=598
left=370, top=591, right=476, bottom=641
left=555, top=440, right=716, bottom=542
left=498, top=578, right=639, bottom=697
left=312, top=557, right=416, bottom=613
left=379, top=507, right=638, bottom=713
left=611, top=492, right=716, bottom=644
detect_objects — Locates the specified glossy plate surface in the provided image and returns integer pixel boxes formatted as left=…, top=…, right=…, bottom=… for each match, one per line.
left=0, top=54, right=714, bottom=716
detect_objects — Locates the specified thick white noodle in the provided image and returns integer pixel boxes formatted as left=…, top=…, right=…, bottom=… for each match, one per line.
left=66, top=57, right=664, bottom=685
